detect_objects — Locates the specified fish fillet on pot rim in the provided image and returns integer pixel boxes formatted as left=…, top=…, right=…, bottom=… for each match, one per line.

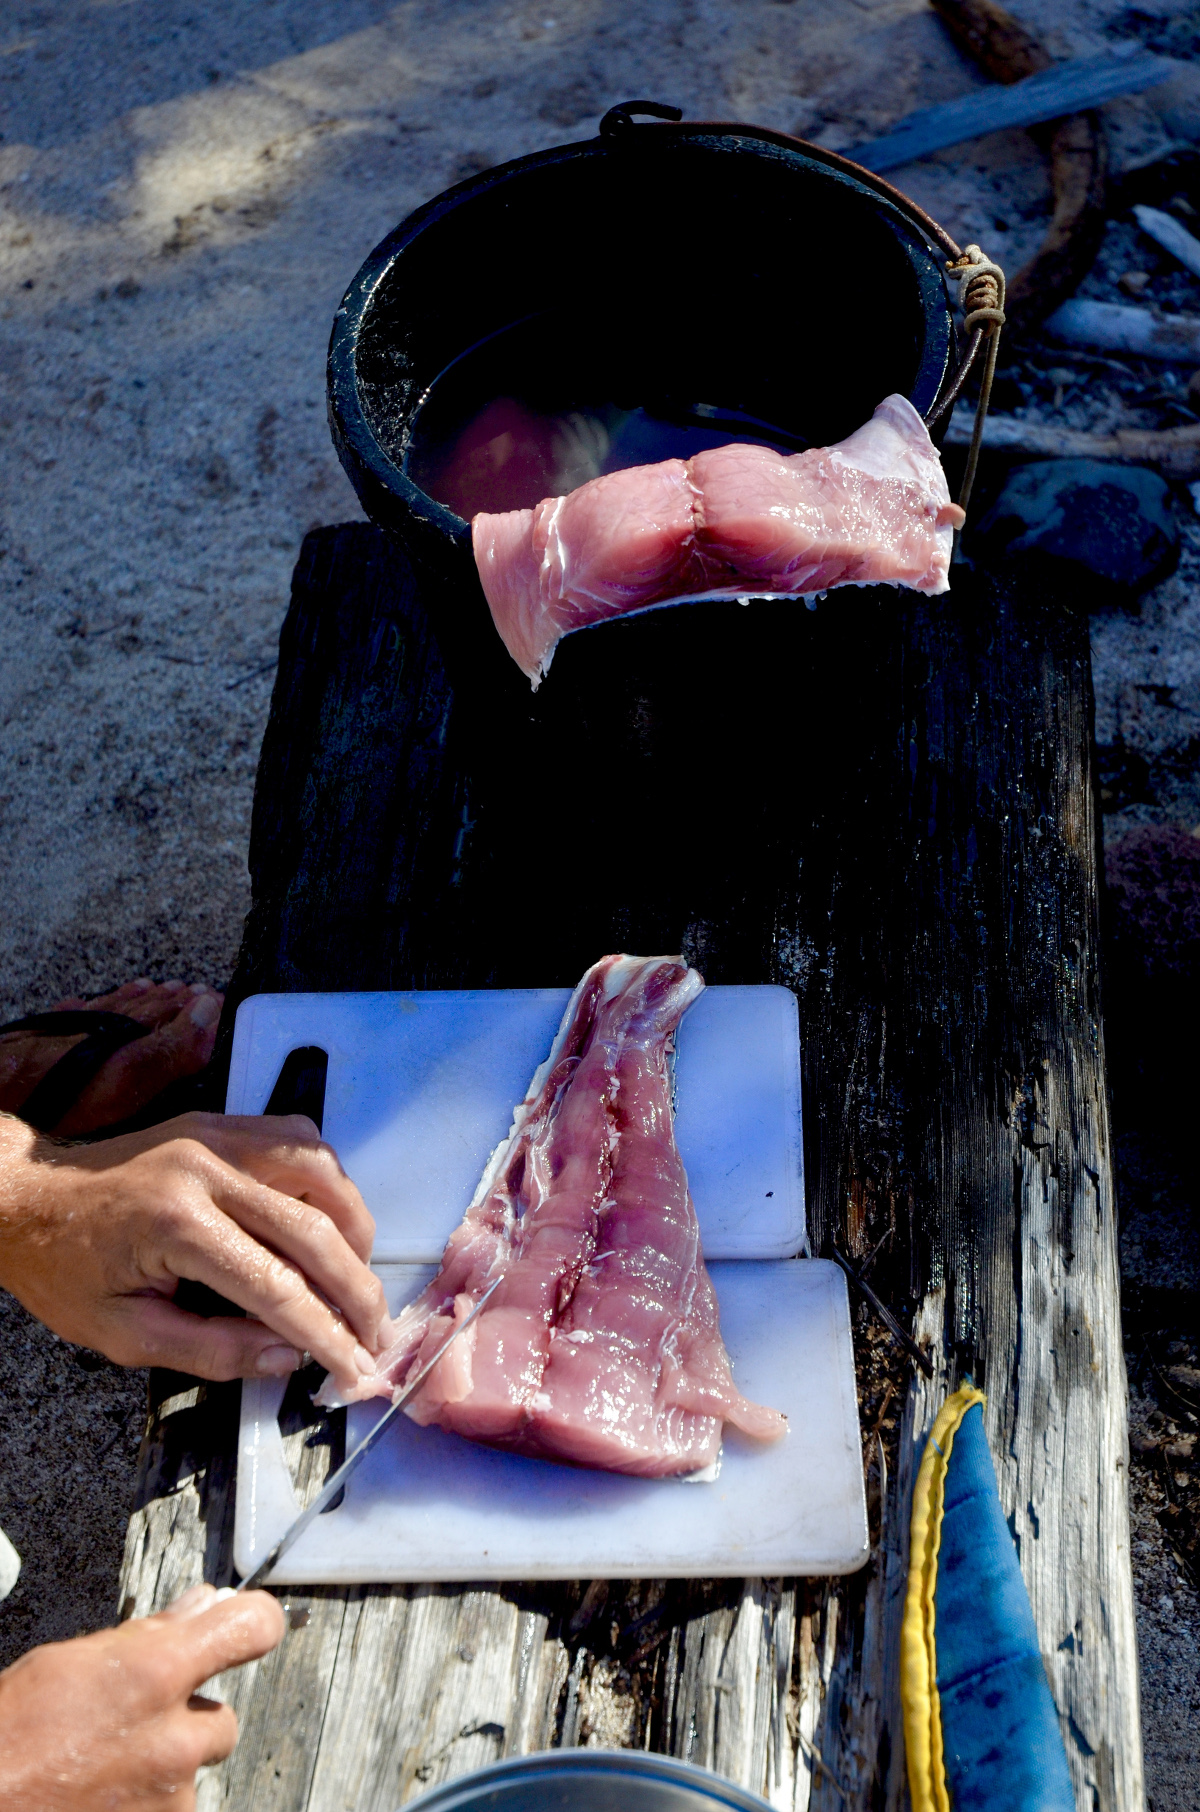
left=472, top=393, right=966, bottom=686
left=319, top=955, right=787, bottom=1478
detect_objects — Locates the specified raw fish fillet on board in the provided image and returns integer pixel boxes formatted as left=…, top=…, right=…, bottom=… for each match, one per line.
left=473, top=393, right=966, bottom=686
left=321, top=955, right=787, bottom=1477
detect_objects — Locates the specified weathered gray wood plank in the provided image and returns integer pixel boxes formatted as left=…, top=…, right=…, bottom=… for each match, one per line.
left=120, top=529, right=1140, bottom=1809
left=846, top=47, right=1170, bottom=173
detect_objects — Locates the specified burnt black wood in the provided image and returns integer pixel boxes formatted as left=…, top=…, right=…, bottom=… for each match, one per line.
left=224, top=521, right=1097, bottom=1350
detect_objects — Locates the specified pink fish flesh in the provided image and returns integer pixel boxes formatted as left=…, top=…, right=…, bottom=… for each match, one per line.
left=472, top=393, right=966, bottom=686
left=323, top=955, right=787, bottom=1477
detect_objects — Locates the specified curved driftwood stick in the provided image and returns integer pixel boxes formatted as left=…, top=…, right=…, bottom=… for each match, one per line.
left=932, top=0, right=1108, bottom=334
left=945, top=409, right=1200, bottom=477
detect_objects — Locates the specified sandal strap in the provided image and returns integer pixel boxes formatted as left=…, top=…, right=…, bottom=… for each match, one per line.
left=0, top=1012, right=153, bottom=1133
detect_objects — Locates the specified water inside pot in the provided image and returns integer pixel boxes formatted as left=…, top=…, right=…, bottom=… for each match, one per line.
left=338, top=129, right=955, bottom=591
left=403, top=313, right=806, bottom=520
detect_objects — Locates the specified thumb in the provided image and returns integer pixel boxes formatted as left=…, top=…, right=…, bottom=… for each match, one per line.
left=106, top=1296, right=301, bottom=1380
left=146, top=1592, right=286, bottom=1699
left=155, top=1583, right=236, bottom=1623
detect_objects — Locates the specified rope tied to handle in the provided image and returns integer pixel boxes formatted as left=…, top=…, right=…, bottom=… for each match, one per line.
left=940, top=244, right=1006, bottom=522
left=950, top=244, right=1006, bottom=336
left=594, top=102, right=1004, bottom=527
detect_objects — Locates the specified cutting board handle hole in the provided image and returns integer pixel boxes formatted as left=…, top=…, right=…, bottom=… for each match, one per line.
left=276, top=1360, right=348, bottom=1512
left=264, top=1045, right=329, bottom=1130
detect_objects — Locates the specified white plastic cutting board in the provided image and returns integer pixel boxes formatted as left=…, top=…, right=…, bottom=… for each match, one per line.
left=228, top=987, right=868, bottom=1581
left=235, top=1260, right=869, bottom=1582
left=226, top=987, right=806, bottom=1261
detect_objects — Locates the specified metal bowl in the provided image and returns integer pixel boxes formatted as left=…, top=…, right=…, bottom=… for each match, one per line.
left=404, top=1750, right=774, bottom=1811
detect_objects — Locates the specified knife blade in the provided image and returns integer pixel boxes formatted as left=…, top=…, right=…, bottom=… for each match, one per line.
left=238, top=1275, right=502, bottom=1592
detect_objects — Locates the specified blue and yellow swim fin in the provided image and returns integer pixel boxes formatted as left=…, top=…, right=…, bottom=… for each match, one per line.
left=901, top=1386, right=1076, bottom=1812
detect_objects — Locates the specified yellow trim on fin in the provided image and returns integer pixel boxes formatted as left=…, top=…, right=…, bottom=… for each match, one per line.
left=901, top=1383, right=987, bottom=1812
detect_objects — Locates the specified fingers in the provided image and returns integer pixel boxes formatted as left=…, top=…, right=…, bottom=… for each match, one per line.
left=52, top=1112, right=386, bottom=1387
left=105, top=1297, right=303, bottom=1381
left=171, top=1216, right=377, bottom=1390
left=157, top=1583, right=227, bottom=1621
left=122, top=1111, right=378, bottom=1266
left=207, top=1166, right=388, bottom=1347
left=184, top=1695, right=241, bottom=1769
left=206, top=1115, right=377, bottom=1263
left=154, top=1591, right=285, bottom=1699
left=124, top=1214, right=376, bottom=1392
left=157, top=1118, right=388, bottom=1367
left=143, top=1587, right=273, bottom=1770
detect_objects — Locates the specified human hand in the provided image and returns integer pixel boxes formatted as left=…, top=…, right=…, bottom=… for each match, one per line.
left=0, top=1110, right=391, bottom=1393
left=0, top=1583, right=283, bottom=1811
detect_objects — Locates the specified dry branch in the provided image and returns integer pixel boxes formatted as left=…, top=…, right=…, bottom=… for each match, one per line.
left=946, top=408, right=1200, bottom=478
left=931, top=0, right=1108, bottom=333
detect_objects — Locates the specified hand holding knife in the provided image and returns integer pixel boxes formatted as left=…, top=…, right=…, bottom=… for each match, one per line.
left=239, top=1276, right=502, bottom=1592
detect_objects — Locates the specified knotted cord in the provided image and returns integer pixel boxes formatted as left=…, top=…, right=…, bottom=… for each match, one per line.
left=930, top=244, right=1006, bottom=521
left=597, top=110, right=1008, bottom=526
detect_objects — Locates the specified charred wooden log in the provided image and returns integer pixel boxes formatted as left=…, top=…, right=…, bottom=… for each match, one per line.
left=121, top=526, right=1140, bottom=1811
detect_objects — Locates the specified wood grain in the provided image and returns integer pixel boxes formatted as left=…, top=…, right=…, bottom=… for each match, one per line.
left=946, top=409, right=1200, bottom=477
left=847, top=49, right=1153, bottom=179
left=121, top=526, right=1141, bottom=1809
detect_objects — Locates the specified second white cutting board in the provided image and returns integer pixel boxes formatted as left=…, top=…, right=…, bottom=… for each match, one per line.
left=235, top=1259, right=868, bottom=1582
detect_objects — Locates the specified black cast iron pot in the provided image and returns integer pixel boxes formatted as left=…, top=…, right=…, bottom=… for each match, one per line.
left=327, top=105, right=959, bottom=691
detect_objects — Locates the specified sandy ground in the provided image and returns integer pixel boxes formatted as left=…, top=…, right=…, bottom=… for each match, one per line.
left=2, top=1, right=1199, bottom=1804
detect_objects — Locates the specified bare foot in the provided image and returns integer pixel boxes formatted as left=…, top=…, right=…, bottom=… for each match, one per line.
left=0, top=978, right=223, bottom=1137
